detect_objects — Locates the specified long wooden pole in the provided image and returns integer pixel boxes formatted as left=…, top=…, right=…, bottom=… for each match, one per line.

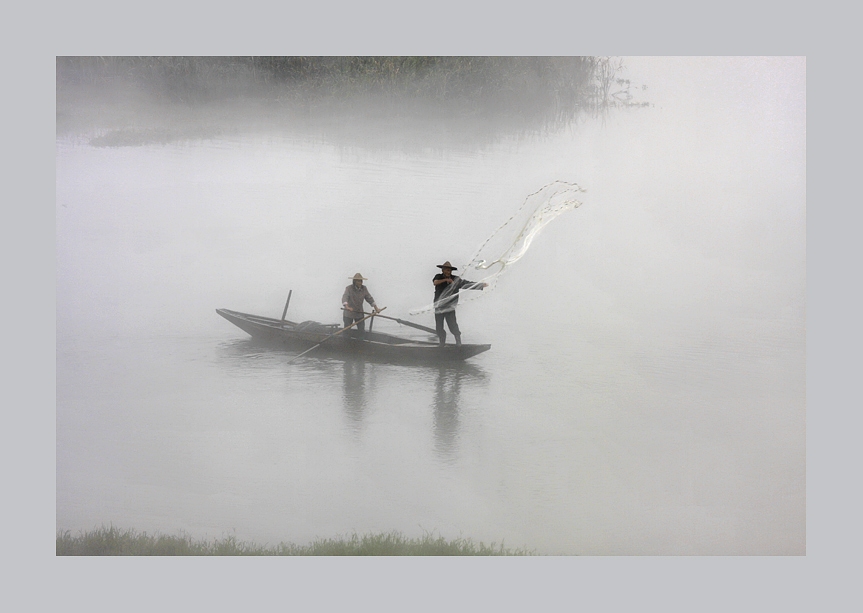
left=345, top=309, right=438, bottom=335
left=288, top=307, right=386, bottom=363
left=281, top=290, right=293, bottom=321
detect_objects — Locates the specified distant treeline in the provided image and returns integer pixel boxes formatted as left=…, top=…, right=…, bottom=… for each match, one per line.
left=57, top=57, right=645, bottom=144
left=57, top=56, right=630, bottom=113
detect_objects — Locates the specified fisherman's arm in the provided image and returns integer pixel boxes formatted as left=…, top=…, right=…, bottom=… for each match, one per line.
left=341, top=289, right=351, bottom=311
left=462, top=279, right=489, bottom=290
left=364, top=288, right=381, bottom=313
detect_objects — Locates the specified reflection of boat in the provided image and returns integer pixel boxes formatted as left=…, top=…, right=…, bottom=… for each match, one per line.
left=216, top=309, right=491, bottom=364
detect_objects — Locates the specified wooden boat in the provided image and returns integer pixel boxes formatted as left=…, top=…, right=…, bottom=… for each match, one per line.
left=216, top=308, right=491, bottom=363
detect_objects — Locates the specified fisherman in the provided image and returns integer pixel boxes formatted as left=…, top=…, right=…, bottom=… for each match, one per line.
left=432, top=261, right=487, bottom=346
left=342, top=273, right=381, bottom=338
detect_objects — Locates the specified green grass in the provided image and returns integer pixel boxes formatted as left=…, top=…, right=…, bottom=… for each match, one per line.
left=56, top=526, right=536, bottom=556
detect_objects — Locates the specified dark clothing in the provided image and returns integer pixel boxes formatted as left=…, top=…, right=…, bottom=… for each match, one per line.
left=343, top=315, right=367, bottom=335
left=432, top=273, right=484, bottom=345
left=432, top=274, right=484, bottom=313
left=435, top=311, right=461, bottom=346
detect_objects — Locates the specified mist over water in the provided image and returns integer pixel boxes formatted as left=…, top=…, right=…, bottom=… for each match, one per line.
left=56, top=57, right=805, bottom=554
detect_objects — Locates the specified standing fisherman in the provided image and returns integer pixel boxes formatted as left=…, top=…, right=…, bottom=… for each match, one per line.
left=432, top=261, right=487, bottom=346
left=342, top=273, right=381, bottom=337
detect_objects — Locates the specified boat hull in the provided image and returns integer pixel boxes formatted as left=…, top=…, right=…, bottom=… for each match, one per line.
left=216, top=309, right=491, bottom=364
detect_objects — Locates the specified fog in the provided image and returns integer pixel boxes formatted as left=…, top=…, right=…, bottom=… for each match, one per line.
left=56, top=57, right=805, bottom=555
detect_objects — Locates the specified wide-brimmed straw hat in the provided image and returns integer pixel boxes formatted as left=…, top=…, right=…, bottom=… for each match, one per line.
left=436, top=261, right=457, bottom=270
left=350, top=273, right=368, bottom=280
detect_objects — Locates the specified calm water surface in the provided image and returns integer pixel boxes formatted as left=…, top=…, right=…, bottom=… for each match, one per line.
left=56, top=58, right=805, bottom=554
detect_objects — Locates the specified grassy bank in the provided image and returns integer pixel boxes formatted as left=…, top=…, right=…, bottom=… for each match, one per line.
left=56, top=526, right=536, bottom=556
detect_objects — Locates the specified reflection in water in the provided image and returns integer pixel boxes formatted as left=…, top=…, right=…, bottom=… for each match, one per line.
left=215, top=338, right=337, bottom=376
left=432, top=366, right=461, bottom=459
left=216, top=338, right=491, bottom=454
left=338, top=358, right=489, bottom=444
left=342, top=359, right=368, bottom=432
left=432, top=363, right=488, bottom=461
left=214, top=338, right=295, bottom=375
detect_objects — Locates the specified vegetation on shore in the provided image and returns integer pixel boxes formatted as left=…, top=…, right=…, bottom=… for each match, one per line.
left=56, top=56, right=645, bottom=144
left=56, top=526, right=536, bottom=556
left=58, top=56, right=606, bottom=107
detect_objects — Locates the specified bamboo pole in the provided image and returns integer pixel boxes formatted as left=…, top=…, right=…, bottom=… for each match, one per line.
left=287, top=307, right=386, bottom=363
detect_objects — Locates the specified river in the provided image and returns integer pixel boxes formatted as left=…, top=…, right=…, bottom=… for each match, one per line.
left=56, top=57, right=805, bottom=555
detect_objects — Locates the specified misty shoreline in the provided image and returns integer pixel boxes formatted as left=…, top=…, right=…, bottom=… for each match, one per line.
left=56, top=56, right=643, bottom=148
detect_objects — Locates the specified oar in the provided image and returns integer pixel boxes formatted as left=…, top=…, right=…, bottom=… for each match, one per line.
left=288, top=307, right=386, bottom=363
left=345, top=309, right=438, bottom=335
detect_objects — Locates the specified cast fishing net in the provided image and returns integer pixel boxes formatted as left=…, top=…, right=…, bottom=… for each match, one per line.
left=409, top=180, right=585, bottom=315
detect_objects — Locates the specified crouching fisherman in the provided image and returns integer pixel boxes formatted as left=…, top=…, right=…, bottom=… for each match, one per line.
left=432, top=261, right=487, bottom=346
left=342, top=273, right=381, bottom=338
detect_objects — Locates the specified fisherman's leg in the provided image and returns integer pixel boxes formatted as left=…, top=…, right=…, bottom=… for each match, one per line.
left=354, top=318, right=366, bottom=339
left=344, top=317, right=363, bottom=338
left=445, top=311, right=461, bottom=346
left=435, top=312, right=446, bottom=346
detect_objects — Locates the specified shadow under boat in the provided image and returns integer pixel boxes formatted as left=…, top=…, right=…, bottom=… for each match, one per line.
left=216, top=308, right=491, bottom=365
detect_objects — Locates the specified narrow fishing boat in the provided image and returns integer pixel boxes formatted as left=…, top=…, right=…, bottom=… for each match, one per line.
left=216, top=308, right=491, bottom=364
